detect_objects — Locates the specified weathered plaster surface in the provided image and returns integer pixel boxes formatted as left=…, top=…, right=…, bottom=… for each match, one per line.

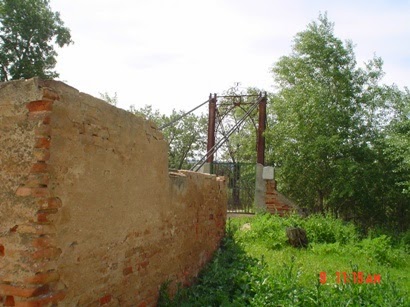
left=0, top=79, right=227, bottom=306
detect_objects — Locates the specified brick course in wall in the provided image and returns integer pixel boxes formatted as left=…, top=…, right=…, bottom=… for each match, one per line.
left=265, top=180, right=298, bottom=216
left=0, top=81, right=66, bottom=307
left=0, top=79, right=227, bottom=306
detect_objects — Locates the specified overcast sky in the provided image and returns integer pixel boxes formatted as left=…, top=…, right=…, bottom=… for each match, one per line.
left=50, top=0, right=410, bottom=114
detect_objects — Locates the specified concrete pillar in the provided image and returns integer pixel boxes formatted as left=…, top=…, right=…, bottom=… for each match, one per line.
left=254, top=163, right=266, bottom=212
left=202, top=162, right=212, bottom=174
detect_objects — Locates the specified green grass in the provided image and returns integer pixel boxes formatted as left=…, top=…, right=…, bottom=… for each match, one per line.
left=159, top=214, right=410, bottom=306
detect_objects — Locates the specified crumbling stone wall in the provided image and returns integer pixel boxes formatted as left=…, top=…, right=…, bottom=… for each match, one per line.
left=0, top=79, right=227, bottom=306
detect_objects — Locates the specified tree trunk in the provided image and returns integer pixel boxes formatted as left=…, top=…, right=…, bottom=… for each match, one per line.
left=316, top=190, right=324, bottom=213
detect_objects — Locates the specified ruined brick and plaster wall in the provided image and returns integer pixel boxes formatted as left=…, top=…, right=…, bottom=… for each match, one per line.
left=0, top=79, right=227, bottom=306
left=265, top=180, right=298, bottom=216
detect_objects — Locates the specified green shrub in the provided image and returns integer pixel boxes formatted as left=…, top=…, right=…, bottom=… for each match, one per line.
left=357, top=235, right=407, bottom=267
left=300, top=214, right=358, bottom=245
left=399, top=229, right=410, bottom=253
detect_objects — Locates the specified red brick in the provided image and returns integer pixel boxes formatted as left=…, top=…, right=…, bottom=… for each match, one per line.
left=45, top=198, right=62, bottom=209
left=31, top=247, right=61, bottom=260
left=26, top=100, right=53, bottom=113
left=33, top=138, right=50, bottom=149
left=4, top=296, right=15, bottom=306
left=14, top=301, right=37, bottom=307
left=123, top=266, right=133, bottom=276
left=36, top=213, right=48, bottom=223
left=0, top=284, right=49, bottom=298
left=25, top=174, right=49, bottom=188
left=42, top=88, right=59, bottom=101
left=99, top=294, right=112, bottom=305
left=14, top=290, right=66, bottom=307
left=16, top=187, right=32, bottom=197
left=31, top=188, right=49, bottom=198
left=266, top=183, right=275, bottom=193
left=24, top=271, right=59, bottom=284
left=36, top=209, right=57, bottom=223
left=37, top=198, right=62, bottom=210
left=30, top=163, right=48, bottom=174
left=32, top=236, right=54, bottom=249
left=42, top=115, right=51, bottom=125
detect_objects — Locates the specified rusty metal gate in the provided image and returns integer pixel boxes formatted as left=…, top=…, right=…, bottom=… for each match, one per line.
left=211, top=162, right=255, bottom=213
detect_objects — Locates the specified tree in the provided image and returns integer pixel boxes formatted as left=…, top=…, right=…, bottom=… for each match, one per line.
left=130, top=105, right=207, bottom=170
left=267, top=13, right=408, bottom=229
left=0, top=0, right=72, bottom=81
left=382, top=87, right=410, bottom=195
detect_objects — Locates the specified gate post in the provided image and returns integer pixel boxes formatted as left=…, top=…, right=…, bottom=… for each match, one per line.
left=204, top=93, right=217, bottom=174
left=257, top=92, right=267, bottom=165
left=255, top=92, right=267, bottom=211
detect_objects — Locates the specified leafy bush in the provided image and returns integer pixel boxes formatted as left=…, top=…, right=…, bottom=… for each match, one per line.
left=399, top=229, right=410, bottom=253
left=301, top=214, right=358, bottom=244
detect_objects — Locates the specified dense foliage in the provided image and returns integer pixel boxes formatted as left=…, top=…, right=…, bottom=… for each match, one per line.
left=159, top=214, right=409, bottom=306
left=267, top=14, right=409, bottom=231
left=0, top=0, right=72, bottom=81
left=130, top=104, right=207, bottom=170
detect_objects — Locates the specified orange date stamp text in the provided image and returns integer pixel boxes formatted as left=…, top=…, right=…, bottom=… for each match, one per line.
left=319, top=271, right=381, bottom=285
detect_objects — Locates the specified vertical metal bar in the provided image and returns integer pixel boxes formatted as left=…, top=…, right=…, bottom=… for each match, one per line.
left=257, top=92, right=267, bottom=165
left=207, top=93, right=217, bottom=165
